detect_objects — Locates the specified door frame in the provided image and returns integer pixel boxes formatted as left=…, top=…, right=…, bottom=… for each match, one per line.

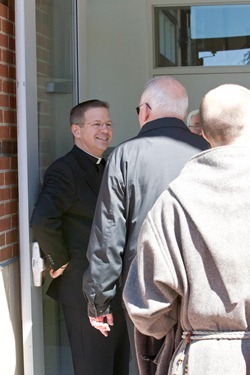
left=16, top=1, right=83, bottom=374
left=16, top=0, right=44, bottom=374
left=17, top=0, right=250, bottom=374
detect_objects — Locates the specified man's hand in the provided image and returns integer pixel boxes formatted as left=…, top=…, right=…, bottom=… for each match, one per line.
left=89, top=313, right=114, bottom=337
left=50, top=263, right=69, bottom=279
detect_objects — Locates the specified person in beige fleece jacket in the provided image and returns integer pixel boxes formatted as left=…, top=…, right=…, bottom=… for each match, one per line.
left=123, top=83, right=250, bottom=375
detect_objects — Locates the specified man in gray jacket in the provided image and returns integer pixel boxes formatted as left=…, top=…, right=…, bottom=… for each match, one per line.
left=124, top=83, right=250, bottom=374
left=82, top=76, right=208, bottom=375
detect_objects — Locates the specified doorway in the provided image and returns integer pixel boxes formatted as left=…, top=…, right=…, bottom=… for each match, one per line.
left=36, top=1, right=77, bottom=374
left=19, top=1, right=250, bottom=374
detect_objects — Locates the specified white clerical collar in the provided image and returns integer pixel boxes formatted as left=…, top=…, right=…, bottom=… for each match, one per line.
left=84, top=150, right=102, bottom=164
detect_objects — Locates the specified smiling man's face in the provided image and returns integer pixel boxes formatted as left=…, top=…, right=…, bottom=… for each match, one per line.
left=73, top=107, right=113, bottom=157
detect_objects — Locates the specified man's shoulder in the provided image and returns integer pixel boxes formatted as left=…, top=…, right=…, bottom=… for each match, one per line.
left=44, top=149, right=77, bottom=176
left=107, top=135, right=142, bottom=163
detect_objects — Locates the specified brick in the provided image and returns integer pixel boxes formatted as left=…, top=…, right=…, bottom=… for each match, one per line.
left=8, top=35, right=15, bottom=51
left=0, top=246, right=12, bottom=262
left=9, top=5, right=15, bottom=22
left=4, top=170, right=17, bottom=184
left=1, top=142, right=11, bottom=155
left=12, top=243, right=19, bottom=257
left=6, top=229, right=17, bottom=244
left=37, top=60, right=49, bottom=76
left=2, top=80, right=15, bottom=94
left=11, top=186, right=18, bottom=199
left=0, top=4, right=8, bottom=19
left=11, top=213, right=18, bottom=227
left=9, top=95, right=16, bottom=109
left=8, top=66, right=16, bottom=80
left=37, top=34, right=47, bottom=49
left=0, top=0, right=18, bottom=261
left=0, top=63, right=9, bottom=78
left=3, top=109, right=16, bottom=123
left=9, top=125, right=17, bottom=139
left=2, top=19, right=14, bottom=36
left=0, top=202, right=4, bottom=216
left=0, top=125, right=9, bottom=138
left=0, top=93, right=9, bottom=106
left=2, top=49, right=15, bottom=64
left=0, top=33, right=8, bottom=48
left=0, top=216, right=11, bottom=231
left=0, top=156, right=10, bottom=169
left=0, top=233, right=5, bottom=247
left=5, top=200, right=17, bottom=214
left=12, top=141, right=17, bottom=154
left=0, top=187, right=10, bottom=200
left=1, top=140, right=13, bottom=154
left=10, top=156, right=17, bottom=169
left=42, top=48, right=49, bottom=62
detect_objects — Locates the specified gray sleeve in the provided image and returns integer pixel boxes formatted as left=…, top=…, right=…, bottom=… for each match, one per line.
left=82, top=157, right=127, bottom=316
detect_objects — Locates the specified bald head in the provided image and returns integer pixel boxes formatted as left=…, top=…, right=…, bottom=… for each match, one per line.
left=139, top=76, right=188, bottom=126
left=200, top=84, right=250, bottom=147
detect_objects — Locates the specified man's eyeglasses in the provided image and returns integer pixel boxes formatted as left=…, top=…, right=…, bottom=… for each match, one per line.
left=135, top=103, right=151, bottom=115
left=78, top=122, right=113, bottom=129
left=188, top=125, right=201, bottom=130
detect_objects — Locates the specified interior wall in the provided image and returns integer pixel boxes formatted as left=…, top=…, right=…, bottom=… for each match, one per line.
left=85, top=0, right=149, bottom=146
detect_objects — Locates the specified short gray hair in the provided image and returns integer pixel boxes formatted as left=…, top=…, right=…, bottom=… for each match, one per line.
left=140, top=76, right=188, bottom=121
left=187, top=109, right=199, bottom=127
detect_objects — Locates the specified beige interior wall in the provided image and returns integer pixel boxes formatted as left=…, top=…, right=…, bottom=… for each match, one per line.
left=83, top=0, right=150, bottom=146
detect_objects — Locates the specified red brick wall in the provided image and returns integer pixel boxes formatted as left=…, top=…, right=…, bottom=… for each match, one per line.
left=0, top=0, right=18, bottom=262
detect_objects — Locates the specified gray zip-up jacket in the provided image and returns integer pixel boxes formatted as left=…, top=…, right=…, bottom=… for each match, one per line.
left=82, top=117, right=208, bottom=317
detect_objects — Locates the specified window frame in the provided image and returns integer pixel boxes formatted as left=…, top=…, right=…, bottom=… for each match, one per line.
left=147, top=0, right=250, bottom=77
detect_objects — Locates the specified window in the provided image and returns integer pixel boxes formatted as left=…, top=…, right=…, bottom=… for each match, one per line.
left=158, top=10, right=177, bottom=66
left=154, top=4, right=250, bottom=67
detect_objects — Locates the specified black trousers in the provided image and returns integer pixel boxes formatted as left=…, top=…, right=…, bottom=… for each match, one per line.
left=124, top=310, right=140, bottom=375
left=62, top=304, right=130, bottom=375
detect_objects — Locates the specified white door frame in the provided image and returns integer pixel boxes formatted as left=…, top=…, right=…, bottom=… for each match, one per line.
left=16, top=1, right=87, bottom=373
left=15, top=0, right=44, bottom=374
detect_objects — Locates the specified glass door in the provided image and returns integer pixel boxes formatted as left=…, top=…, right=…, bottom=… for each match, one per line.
left=36, top=1, right=78, bottom=374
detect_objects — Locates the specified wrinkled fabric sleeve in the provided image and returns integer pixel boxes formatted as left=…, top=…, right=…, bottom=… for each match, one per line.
left=82, top=157, right=126, bottom=317
left=30, top=160, right=76, bottom=270
left=123, top=190, right=186, bottom=340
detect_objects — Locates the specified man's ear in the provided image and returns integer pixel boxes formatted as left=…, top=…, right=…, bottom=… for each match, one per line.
left=139, top=104, right=151, bottom=127
left=201, top=130, right=212, bottom=147
left=71, top=124, right=80, bottom=138
left=144, top=103, right=151, bottom=122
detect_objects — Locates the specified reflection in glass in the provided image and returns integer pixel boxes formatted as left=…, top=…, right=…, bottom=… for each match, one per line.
left=36, top=0, right=78, bottom=181
left=154, top=4, right=250, bottom=67
left=36, top=1, right=77, bottom=374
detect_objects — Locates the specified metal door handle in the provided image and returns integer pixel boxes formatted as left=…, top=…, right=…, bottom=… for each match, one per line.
left=32, top=242, right=46, bottom=287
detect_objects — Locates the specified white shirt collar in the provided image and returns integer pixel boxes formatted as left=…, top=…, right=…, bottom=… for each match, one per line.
left=84, top=149, right=102, bottom=164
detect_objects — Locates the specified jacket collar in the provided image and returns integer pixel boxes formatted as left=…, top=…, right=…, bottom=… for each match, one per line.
left=139, top=117, right=186, bottom=135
